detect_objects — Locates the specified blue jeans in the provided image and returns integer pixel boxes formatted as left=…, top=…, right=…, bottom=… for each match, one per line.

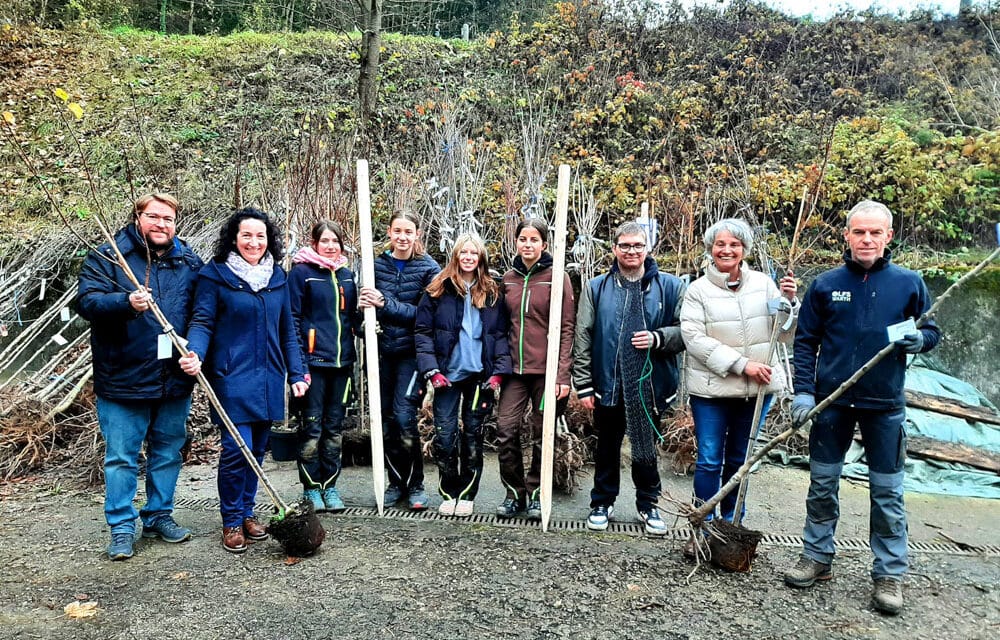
left=690, top=394, right=773, bottom=523
left=432, top=378, right=493, bottom=500
left=97, top=395, right=191, bottom=535
left=380, top=356, right=425, bottom=491
left=803, top=404, right=908, bottom=579
left=218, top=421, right=269, bottom=528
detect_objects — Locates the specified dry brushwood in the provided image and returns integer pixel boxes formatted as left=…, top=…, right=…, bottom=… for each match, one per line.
left=657, top=407, right=697, bottom=474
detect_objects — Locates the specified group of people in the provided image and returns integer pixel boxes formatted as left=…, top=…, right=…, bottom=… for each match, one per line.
left=78, top=193, right=937, bottom=616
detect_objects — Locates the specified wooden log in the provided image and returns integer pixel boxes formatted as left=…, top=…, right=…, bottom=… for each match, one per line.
left=540, top=164, right=571, bottom=532
left=905, top=389, right=1000, bottom=426
left=357, top=159, right=386, bottom=516
left=853, top=433, right=1000, bottom=473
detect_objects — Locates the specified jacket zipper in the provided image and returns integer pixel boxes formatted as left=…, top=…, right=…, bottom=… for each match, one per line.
left=331, top=270, right=343, bottom=368
left=518, top=267, right=532, bottom=375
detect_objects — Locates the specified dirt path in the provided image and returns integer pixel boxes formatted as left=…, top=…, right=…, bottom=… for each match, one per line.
left=1, top=460, right=997, bottom=640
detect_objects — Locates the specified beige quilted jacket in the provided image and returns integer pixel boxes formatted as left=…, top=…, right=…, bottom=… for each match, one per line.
left=680, top=262, right=797, bottom=399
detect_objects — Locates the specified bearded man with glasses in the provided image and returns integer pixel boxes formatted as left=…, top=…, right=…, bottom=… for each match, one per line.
left=573, top=221, right=687, bottom=535
left=77, top=193, right=203, bottom=560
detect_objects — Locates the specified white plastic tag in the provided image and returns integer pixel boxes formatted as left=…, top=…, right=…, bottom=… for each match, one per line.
left=60, top=307, right=71, bottom=322
left=51, top=333, right=68, bottom=346
left=886, top=318, right=917, bottom=343
left=157, top=334, right=172, bottom=360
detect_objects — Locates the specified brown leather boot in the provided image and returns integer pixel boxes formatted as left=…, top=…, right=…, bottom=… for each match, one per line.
left=243, top=517, right=268, bottom=542
left=222, top=526, right=247, bottom=554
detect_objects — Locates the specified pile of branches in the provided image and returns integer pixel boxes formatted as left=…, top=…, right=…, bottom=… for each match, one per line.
left=658, top=406, right=697, bottom=474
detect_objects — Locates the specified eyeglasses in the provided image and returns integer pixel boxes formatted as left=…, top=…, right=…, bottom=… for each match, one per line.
left=616, top=242, right=646, bottom=253
left=140, top=212, right=176, bottom=226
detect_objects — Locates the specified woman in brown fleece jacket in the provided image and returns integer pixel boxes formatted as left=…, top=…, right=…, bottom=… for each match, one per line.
left=495, top=218, right=576, bottom=519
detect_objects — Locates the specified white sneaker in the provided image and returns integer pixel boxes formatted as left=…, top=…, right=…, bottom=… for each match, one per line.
left=454, top=500, right=474, bottom=517
left=638, top=508, right=667, bottom=536
left=439, top=499, right=456, bottom=516
left=587, top=505, right=614, bottom=531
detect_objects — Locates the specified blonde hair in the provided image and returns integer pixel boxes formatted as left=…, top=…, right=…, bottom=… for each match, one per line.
left=426, top=233, right=498, bottom=308
left=134, top=193, right=179, bottom=218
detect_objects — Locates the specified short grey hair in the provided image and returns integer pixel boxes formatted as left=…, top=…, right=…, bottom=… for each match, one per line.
left=703, top=218, right=754, bottom=253
left=613, top=221, right=647, bottom=244
left=846, top=200, right=893, bottom=228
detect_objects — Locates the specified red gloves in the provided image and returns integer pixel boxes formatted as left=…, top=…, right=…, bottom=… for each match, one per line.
left=486, top=375, right=503, bottom=391
left=430, top=373, right=451, bottom=389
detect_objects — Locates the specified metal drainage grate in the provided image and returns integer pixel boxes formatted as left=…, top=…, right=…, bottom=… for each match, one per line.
left=173, top=496, right=997, bottom=557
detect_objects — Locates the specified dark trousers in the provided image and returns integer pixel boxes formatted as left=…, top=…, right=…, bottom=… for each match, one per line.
left=432, top=378, right=493, bottom=500
left=496, top=374, right=568, bottom=502
left=589, top=402, right=662, bottom=512
left=297, top=365, right=351, bottom=489
left=380, top=355, right=425, bottom=491
left=218, top=421, right=269, bottom=528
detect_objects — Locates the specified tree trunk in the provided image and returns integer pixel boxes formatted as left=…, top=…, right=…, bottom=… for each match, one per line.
left=188, top=0, right=195, bottom=35
left=358, top=0, right=383, bottom=128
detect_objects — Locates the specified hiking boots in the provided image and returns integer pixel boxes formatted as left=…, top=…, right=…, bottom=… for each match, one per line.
left=496, top=498, right=525, bottom=518
left=303, top=488, right=325, bottom=513
left=587, top=505, right=614, bottom=531
left=107, top=532, right=135, bottom=561
left=526, top=499, right=542, bottom=521
left=784, top=555, right=833, bottom=588
left=638, top=508, right=667, bottom=536
left=384, top=484, right=404, bottom=505
left=322, top=487, right=346, bottom=513
left=222, top=526, right=247, bottom=554
left=141, top=515, right=192, bottom=543
left=242, top=517, right=268, bottom=542
left=407, top=487, right=429, bottom=511
left=871, top=578, right=904, bottom=615
left=454, top=500, right=474, bottom=517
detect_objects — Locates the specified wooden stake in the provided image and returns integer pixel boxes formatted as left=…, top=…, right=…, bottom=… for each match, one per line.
left=356, top=159, right=386, bottom=515
left=540, top=164, right=571, bottom=532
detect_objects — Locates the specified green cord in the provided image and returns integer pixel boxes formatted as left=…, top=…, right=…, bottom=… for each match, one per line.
left=637, top=344, right=665, bottom=443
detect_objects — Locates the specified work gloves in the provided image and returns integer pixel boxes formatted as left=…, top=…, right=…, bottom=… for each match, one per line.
left=895, top=331, right=924, bottom=354
left=485, top=375, right=503, bottom=392
left=790, top=393, right=816, bottom=429
left=429, top=373, right=451, bottom=389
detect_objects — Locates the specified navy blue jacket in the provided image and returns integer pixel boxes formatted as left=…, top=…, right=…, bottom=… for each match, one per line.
left=186, top=259, right=306, bottom=425
left=413, top=281, right=513, bottom=380
left=76, top=224, right=203, bottom=401
left=288, top=262, right=360, bottom=369
left=793, top=251, right=941, bottom=410
left=572, top=257, right=686, bottom=414
left=373, top=252, right=441, bottom=357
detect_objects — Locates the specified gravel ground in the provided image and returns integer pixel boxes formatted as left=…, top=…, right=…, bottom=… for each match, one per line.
left=1, top=459, right=997, bottom=640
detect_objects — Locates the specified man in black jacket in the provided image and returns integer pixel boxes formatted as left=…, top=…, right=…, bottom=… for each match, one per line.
left=784, top=200, right=941, bottom=615
left=77, top=193, right=203, bottom=560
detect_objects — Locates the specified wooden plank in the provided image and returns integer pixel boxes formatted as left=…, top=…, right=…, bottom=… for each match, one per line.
left=854, top=434, right=1000, bottom=473
left=539, top=164, right=571, bottom=533
left=357, top=159, right=386, bottom=516
left=905, top=389, right=1000, bottom=426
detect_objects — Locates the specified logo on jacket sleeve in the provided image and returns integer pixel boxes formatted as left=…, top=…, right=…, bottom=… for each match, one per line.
left=831, top=290, right=852, bottom=303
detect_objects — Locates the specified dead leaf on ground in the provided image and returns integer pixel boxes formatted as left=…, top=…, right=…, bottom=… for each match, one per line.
left=64, top=600, right=99, bottom=618
left=284, top=556, right=302, bottom=566
left=170, top=571, right=190, bottom=580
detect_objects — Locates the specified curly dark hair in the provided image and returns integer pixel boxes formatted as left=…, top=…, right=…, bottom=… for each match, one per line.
left=212, top=207, right=284, bottom=263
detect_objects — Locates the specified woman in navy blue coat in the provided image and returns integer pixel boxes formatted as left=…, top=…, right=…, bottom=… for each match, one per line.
left=288, top=220, right=360, bottom=514
left=414, top=233, right=511, bottom=517
left=181, top=208, right=308, bottom=554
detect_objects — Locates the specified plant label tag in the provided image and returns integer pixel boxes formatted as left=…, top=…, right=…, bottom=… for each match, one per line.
left=60, top=307, right=71, bottom=322
left=38, top=277, right=46, bottom=301
left=157, top=334, right=172, bottom=360
left=886, top=318, right=917, bottom=344
left=51, top=333, right=68, bottom=346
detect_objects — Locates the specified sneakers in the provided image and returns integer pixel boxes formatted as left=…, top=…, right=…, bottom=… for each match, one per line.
left=526, top=499, right=542, bottom=521
left=107, top=532, right=135, bottom=561
left=587, top=505, right=614, bottom=531
left=222, top=526, right=247, bottom=554
left=871, top=578, right=904, bottom=615
left=303, top=488, right=325, bottom=513
left=408, top=487, right=429, bottom=511
left=243, top=517, right=268, bottom=542
left=141, top=515, right=192, bottom=543
left=784, top=555, right=833, bottom=588
left=454, top=500, right=474, bottom=517
left=322, top=487, right=346, bottom=513
left=439, top=499, right=457, bottom=516
left=638, top=508, right=667, bottom=536
left=496, top=497, right=525, bottom=518
left=384, top=484, right=404, bottom=505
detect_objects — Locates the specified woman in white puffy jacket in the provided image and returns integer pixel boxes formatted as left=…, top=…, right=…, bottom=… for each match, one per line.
left=680, top=218, right=798, bottom=531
